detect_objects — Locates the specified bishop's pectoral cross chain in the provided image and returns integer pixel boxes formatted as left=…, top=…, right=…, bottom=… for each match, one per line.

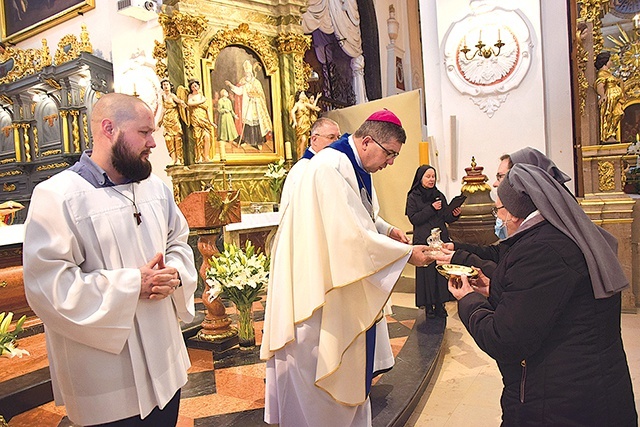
left=110, top=184, right=143, bottom=226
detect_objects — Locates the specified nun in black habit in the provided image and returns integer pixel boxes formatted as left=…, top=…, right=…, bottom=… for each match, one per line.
left=405, top=165, right=461, bottom=318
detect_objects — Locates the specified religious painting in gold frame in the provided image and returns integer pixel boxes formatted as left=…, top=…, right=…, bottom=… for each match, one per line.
left=201, top=24, right=283, bottom=165
left=0, top=0, right=95, bottom=43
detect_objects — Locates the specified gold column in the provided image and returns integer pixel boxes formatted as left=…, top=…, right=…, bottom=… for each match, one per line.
left=12, top=124, right=21, bottom=161
left=70, top=110, right=80, bottom=152
left=21, top=124, right=31, bottom=162
left=275, top=33, right=311, bottom=162
left=60, top=110, right=70, bottom=153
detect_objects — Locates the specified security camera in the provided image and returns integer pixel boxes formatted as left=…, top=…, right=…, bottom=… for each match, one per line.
left=143, top=1, right=157, bottom=11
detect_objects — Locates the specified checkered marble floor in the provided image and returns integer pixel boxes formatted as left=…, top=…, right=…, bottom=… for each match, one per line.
left=6, top=298, right=417, bottom=427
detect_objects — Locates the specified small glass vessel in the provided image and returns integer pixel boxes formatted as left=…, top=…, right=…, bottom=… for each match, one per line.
left=426, top=227, right=443, bottom=250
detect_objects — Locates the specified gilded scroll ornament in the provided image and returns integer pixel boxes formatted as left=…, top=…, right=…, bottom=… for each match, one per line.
left=41, top=149, right=62, bottom=157
left=44, top=78, right=61, bottom=90
left=277, top=33, right=312, bottom=92
left=36, top=162, right=70, bottom=171
left=0, top=170, right=21, bottom=177
left=159, top=11, right=207, bottom=40
left=153, top=40, right=168, bottom=80
left=0, top=43, right=46, bottom=85
left=206, top=24, right=279, bottom=76
left=181, top=38, right=198, bottom=81
left=598, top=160, right=615, bottom=191
left=54, top=34, right=83, bottom=65
left=578, top=0, right=609, bottom=53
left=2, top=183, right=16, bottom=192
left=576, top=23, right=589, bottom=116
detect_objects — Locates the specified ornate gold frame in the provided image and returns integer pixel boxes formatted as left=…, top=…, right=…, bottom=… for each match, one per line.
left=201, top=24, right=283, bottom=165
left=0, top=0, right=94, bottom=43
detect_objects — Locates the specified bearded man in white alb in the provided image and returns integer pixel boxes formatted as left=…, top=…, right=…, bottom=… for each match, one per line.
left=23, top=93, right=197, bottom=426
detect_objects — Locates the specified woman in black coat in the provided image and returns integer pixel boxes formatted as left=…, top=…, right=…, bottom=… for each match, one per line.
left=405, top=165, right=460, bottom=318
left=450, top=165, right=636, bottom=426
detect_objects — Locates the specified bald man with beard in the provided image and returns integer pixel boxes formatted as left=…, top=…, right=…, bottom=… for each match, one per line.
left=23, top=93, right=197, bottom=426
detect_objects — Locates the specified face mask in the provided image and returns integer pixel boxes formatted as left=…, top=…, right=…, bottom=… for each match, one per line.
left=495, top=217, right=507, bottom=240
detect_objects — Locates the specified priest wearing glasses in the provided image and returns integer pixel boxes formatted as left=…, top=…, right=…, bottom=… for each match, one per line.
left=261, top=110, right=436, bottom=426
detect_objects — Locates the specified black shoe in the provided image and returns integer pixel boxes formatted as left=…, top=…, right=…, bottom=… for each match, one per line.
left=426, top=306, right=436, bottom=319
left=436, top=305, right=448, bottom=318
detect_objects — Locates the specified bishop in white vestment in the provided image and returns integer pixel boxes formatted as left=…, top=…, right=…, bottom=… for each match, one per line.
left=261, top=110, right=434, bottom=426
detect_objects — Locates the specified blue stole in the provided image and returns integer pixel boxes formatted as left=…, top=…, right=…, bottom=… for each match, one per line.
left=301, top=147, right=315, bottom=160
left=328, top=135, right=377, bottom=396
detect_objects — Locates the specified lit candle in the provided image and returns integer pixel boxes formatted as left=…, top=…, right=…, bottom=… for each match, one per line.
left=479, top=30, right=482, bottom=41
left=285, top=141, right=293, bottom=160
left=419, top=140, right=429, bottom=165
left=463, top=35, right=467, bottom=47
left=498, top=28, right=501, bottom=41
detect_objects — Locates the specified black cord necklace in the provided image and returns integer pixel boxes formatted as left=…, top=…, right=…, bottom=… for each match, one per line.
left=110, top=183, right=142, bottom=225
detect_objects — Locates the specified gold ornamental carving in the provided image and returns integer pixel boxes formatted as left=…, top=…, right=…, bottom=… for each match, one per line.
left=181, top=38, right=198, bottom=81
left=206, top=23, right=279, bottom=76
left=0, top=42, right=48, bottom=85
left=153, top=40, right=168, bottom=80
left=159, top=11, right=207, bottom=40
left=37, top=162, right=70, bottom=172
left=0, top=158, right=16, bottom=164
left=578, top=0, right=609, bottom=53
left=276, top=33, right=311, bottom=55
left=44, top=78, right=62, bottom=90
left=597, top=160, right=615, bottom=191
left=0, top=170, right=22, bottom=178
left=276, top=33, right=312, bottom=92
left=41, top=149, right=62, bottom=157
left=2, top=183, right=16, bottom=192
left=54, top=34, right=84, bottom=65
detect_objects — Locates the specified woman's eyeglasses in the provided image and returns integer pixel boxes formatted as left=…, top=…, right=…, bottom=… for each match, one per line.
left=491, top=205, right=505, bottom=217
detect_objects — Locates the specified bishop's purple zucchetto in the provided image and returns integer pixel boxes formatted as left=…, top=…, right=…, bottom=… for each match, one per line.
left=366, top=109, right=402, bottom=127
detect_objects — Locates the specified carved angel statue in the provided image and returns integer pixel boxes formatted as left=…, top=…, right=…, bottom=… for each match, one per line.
left=178, top=80, right=216, bottom=163
left=290, top=91, right=322, bottom=159
left=159, top=79, right=187, bottom=165
left=595, top=51, right=625, bottom=143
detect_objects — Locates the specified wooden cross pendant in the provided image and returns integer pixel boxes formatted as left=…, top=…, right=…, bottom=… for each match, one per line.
left=134, top=211, right=142, bottom=225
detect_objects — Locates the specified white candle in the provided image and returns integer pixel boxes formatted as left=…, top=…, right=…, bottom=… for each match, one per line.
left=285, top=141, right=292, bottom=160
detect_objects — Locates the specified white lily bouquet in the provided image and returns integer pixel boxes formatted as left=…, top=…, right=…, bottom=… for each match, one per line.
left=264, top=159, right=287, bottom=202
left=0, top=311, right=29, bottom=358
left=205, top=241, right=270, bottom=347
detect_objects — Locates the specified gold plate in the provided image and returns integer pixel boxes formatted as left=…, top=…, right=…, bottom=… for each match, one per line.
left=436, top=264, right=478, bottom=280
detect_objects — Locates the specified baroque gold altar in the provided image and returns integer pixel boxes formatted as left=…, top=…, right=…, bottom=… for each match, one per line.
left=153, top=3, right=312, bottom=205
